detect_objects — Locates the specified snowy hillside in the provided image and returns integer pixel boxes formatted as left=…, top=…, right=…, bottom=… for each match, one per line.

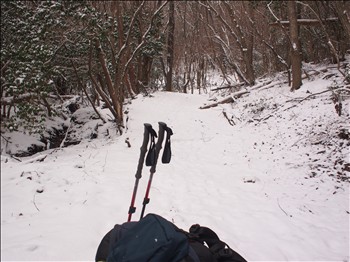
left=1, top=63, right=349, bottom=261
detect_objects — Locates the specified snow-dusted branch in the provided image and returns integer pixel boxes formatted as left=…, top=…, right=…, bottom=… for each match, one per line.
left=122, top=1, right=168, bottom=80
left=70, top=58, right=106, bottom=123
left=199, top=90, right=249, bottom=109
left=1, top=93, right=38, bottom=106
left=296, top=1, right=345, bottom=78
left=116, top=1, right=146, bottom=64
left=269, top=17, right=339, bottom=26
left=267, top=1, right=292, bottom=46
left=198, top=6, right=250, bottom=85
left=88, top=42, right=118, bottom=121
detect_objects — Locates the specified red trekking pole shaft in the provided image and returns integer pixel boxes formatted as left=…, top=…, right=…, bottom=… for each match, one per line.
left=141, top=172, right=154, bottom=210
left=140, top=122, right=167, bottom=219
left=127, top=124, right=153, bottom=222
left=127, top=179, right=140, bottom=222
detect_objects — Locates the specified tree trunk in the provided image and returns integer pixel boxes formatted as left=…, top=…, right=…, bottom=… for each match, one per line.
left=165, top=1, right=175, bottom=92
left=244, top=2, right=255, bottom=86
left=183, top=1, right=188, bottom=94
left=288, top=0, right=302, bottom=91
left=95, top=39, right=123, bottom=125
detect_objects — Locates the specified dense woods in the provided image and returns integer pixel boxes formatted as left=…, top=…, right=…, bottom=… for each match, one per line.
left=1, top=1, right=349, bottom=134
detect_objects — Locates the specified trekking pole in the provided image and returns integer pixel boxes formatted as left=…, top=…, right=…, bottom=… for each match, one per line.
left=127, top=123, right=156, bottom=222
left=140, top=122, right=170, bottom=219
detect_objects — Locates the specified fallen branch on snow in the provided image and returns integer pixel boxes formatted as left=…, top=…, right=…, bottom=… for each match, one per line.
left=211, top=82, right=245, bottom=92
left=222, top=111, right=235, bottom=126
left=255, top=87, right=349, bottom=122
left=286, top=87, right=349, bottom=103
left=200, top=90, right=249, bottom=109
left=249, top=80, right=273, bottom=91
left=24, top=155, right=47, bottom=164
left=277, top=198, right=293, bottom=218
left=33, top=192, right=40, bottom=212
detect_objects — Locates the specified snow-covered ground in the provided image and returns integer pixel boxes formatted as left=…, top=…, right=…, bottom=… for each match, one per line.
left=1, top=63, right=349, bottom=261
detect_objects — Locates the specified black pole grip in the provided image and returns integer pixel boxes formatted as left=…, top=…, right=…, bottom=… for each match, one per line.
left=162, top=126, right=173, bottom=164
left=149, top=122, right=167, bottom=174
left=135, top=123, right=152, bottom=179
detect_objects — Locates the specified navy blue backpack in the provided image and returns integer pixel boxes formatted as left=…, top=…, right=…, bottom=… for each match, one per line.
left=96, top=213, right=247, bottom=262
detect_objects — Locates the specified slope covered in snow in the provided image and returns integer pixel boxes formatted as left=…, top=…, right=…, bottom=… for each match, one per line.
left=1, top=64, right=349, bottom=261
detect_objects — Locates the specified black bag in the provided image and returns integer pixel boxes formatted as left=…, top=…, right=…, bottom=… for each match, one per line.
left=187, top=224, right=247, bottom=262
left=96, top=214, right=247, bottom=262
left=96, top=214, right=189, bottom=262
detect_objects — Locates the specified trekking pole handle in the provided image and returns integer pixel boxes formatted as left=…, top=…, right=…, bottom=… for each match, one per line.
left=135, top=123, right=153, bottom=179
left=150, top=122, right=167, bottom=174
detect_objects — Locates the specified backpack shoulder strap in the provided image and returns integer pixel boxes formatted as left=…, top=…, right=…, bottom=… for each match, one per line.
left=189, top=224, right=247, bottom=262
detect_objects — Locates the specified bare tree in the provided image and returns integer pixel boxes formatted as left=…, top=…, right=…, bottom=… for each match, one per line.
left=288, top=0, right=302, bottom=91
left=88, top=1, right=167, bottom=132
left=165, top=1, right=175, bottom=92
left=199, top=1, right=256, bottom=86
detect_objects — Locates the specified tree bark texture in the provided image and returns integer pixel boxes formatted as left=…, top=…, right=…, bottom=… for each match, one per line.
left=165, top=1, right=175, bottom=92
left=288, top=1, right=302, bottom=91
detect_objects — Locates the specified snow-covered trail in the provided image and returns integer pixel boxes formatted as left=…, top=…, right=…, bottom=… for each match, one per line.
left=127, top=92, right=349, bottom=262
left=1, top=91, right=349, bottom=261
